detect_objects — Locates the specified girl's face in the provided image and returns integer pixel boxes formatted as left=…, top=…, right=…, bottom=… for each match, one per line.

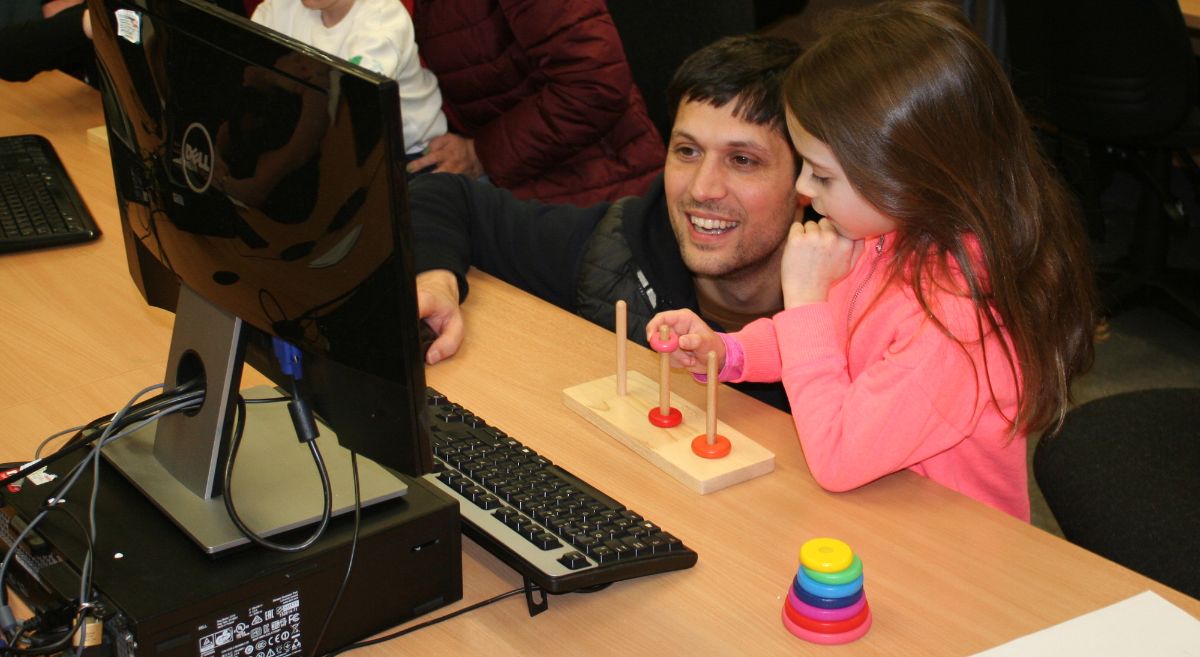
left=786, top=110, right=897, bottom=241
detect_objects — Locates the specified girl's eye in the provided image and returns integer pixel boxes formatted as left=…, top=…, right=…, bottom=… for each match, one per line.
left=811, top=173, right=830, bottom=185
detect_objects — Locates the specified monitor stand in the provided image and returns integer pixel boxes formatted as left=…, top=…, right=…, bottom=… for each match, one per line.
left=102, top=285, right=406, bottom=555
left=103, top=385, right=408, bottom=555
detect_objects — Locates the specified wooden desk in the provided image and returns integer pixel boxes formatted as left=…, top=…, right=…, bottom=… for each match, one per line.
left=1183, top=0, right=1200, bottom=30
left=3, top=72, right=1198, bottom=656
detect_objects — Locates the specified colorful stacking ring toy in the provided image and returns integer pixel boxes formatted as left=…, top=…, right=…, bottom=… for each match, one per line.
left=782, top=538, right=872, bottom=645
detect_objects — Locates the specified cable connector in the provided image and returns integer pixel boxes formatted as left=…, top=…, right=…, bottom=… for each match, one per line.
left=288, top=394, right=320, bottom=444
left=0, top=605, right=18, bottom=634
left=272, top=337, right=304, bottom=380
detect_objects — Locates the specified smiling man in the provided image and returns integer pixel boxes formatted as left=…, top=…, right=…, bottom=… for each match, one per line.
left=410, top=35, right=804, bottom=410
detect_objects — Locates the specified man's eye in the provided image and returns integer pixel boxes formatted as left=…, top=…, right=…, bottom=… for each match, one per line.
left=732, top=155, right=757, bottom=167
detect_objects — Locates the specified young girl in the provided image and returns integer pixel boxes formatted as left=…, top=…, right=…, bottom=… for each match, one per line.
left=648, top=0, right=1098, bottom=521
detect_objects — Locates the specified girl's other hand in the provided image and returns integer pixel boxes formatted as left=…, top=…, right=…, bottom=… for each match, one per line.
left=781, top=218, right=861, bottom=307
left=646, top=309, right=725, bottom=374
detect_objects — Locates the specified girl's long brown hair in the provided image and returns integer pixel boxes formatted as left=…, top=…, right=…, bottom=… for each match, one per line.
left=785, top=0, right=1098, bottom=434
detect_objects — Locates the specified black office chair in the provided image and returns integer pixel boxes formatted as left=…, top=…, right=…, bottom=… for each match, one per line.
left=605, top=1, right=757, bottom=144
left=1004, top=0, right=1200, bottom=330
left=1033, top=388, right=1200, bottom=599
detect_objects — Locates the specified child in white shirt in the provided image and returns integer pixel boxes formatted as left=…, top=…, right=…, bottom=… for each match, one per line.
left=251, top=0, right=446, bottom=157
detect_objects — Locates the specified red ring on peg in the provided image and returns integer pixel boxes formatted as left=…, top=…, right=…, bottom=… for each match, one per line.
left=649, top=331, right=679, bottom=353
left=691, top=434, right=731, bottom=458
left=648, top=407, right=683, bottom=427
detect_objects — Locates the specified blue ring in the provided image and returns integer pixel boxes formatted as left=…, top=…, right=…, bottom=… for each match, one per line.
left=791, top=579, right=865, bottom=609
left=795, top=569, right=864, bottom=599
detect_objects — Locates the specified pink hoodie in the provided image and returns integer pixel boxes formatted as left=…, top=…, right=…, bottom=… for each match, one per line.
left=723, top=233, right=1029, bottom=520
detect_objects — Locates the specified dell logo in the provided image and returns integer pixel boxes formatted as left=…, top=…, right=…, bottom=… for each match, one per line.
left=181, top=122, right=215, bottom=194
left=183, top=142, right=211, bottom=176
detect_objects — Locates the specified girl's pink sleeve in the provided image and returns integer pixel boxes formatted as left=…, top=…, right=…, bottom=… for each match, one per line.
left=723, top=317, right=783, bottom=382
left=753, top=304, right=996, bottom=493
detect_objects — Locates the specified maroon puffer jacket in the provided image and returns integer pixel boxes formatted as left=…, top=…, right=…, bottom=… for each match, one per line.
left=412, top=0, right=665, bottom=205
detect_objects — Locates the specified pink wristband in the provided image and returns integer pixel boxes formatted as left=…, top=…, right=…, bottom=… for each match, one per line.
left=690, top=333, right=743, bottom=383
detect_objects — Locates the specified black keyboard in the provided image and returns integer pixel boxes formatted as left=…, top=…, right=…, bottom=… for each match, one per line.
left=0, top=134, right=100, bottom=253
left=424, top=388, right=697, bottom=595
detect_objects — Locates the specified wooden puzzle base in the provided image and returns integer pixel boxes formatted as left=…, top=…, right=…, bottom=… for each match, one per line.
left=563, top=371, right=774, bottom=494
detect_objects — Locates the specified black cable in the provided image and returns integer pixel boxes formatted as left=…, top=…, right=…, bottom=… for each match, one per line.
left=0, top=385, right=200, bottom=628
left=0, top=506, right=95, bottom=656
left=317, top=587, right=529, bottom=657
left=221, top=396, right=333, bottom=552
left=0, top=384, right=205, bottom=489
left=309, top=452, right=361, bottom=657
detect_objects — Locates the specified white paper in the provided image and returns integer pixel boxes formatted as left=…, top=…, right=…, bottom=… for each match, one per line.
left=971, top=591, right=1200, bottom=656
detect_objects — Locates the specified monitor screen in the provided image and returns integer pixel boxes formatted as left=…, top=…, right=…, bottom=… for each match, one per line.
left=89, top=0, right=430, bottom=513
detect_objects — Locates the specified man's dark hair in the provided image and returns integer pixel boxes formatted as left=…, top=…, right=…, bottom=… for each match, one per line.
left=666, top=34, right=802, bottom=137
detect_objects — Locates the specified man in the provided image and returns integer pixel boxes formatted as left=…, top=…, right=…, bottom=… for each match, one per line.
left=411, top=35, right=805, bottom=410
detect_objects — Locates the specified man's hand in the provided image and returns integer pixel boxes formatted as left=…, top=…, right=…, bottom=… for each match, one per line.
left=406, top=134, right=484, bottom=178
left=415, top=269, right=464, bottom=364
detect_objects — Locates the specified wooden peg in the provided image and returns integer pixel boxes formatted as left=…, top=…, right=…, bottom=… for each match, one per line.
left=691, top=351, right=731, bottom=459
left=647, top=324, right=682, bottom=427
left=615, top=301, right=627, bottom=396
left=658, top=325, right=671, bottom=415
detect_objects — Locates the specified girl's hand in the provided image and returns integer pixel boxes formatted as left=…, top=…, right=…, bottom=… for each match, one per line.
left=647, top=309, right=725, bottom=374
left=780, top=218, right=861, bottom=307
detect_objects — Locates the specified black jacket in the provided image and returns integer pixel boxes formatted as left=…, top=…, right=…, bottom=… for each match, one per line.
left=0, top=4, right=93, bottom=83
left=410, top=171, right=788, bottom=410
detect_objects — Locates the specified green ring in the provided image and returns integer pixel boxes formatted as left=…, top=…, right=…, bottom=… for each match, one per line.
left=803, top=554, right=863, bottom=585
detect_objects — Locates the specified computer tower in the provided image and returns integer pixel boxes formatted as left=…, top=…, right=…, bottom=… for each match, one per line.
left=0, top=451, right=462, bottom=657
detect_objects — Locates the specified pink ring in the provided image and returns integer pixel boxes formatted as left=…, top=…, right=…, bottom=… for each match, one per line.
left=649, top=331, right=679, bottom=353
left=786, top=587, right=865, bottom=622
left=781, top=605, right=872, bottom=644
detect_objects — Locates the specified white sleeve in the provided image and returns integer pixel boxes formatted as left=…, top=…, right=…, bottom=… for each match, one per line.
left=249, top=0, right=278, bottom=28
left=344, top=3, right=446, bottom=153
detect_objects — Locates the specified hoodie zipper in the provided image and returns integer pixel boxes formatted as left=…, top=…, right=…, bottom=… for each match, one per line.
left=846, top=236, right=886, bottom=331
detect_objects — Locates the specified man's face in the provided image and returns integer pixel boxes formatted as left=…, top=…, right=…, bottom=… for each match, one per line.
left=664, top=100, right=801, bottom=280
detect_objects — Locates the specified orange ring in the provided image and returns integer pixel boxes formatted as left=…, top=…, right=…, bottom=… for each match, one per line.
left=691, top=434, right=731, bottom=458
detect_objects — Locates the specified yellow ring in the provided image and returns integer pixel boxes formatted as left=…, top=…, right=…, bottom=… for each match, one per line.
left=799, top=537, right=854, bottom=573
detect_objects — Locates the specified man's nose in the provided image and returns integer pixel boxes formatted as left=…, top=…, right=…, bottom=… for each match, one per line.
left=688, top=156, right=727, bottom=202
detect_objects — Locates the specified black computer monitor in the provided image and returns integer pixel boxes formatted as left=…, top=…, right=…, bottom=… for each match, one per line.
left=88, top=0, right=431, bottom=551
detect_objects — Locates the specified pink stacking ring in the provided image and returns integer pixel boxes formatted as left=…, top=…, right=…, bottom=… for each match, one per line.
left=781, top=605, right=872, bottom=645
left=785, top=598, right=871, bottom=634
left=786, top=587, right=866, bottom=622
left=649, top=331, right=679, bottom=353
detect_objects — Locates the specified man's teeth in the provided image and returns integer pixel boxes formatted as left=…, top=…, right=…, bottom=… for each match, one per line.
left=690, top=215, right=735, bottom=233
